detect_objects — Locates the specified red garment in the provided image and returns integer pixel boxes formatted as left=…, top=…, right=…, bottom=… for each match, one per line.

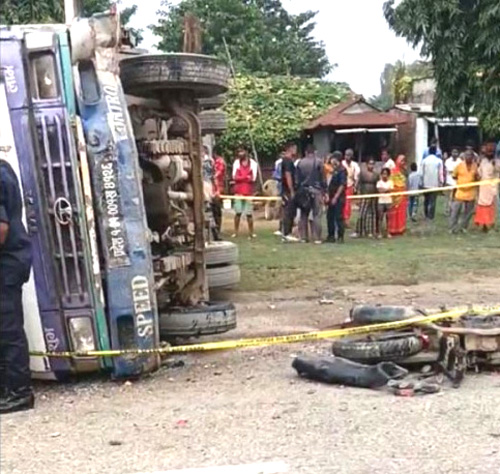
left=213, top=155, right=226, bottom=196
left=343, top=186, right=354, bottom=221
left=388, top=156, right=407, bottom=236
left=388, top=198, right=407, bottom=235
left=474, top=204, right=496, bottom=227
left=233, top=160, right=255, bottom=196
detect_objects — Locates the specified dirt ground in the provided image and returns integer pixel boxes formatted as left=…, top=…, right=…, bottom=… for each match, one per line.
left=2, top=279, right=500, bottom=474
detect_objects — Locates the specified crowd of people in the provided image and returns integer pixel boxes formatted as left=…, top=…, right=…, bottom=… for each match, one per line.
left=202, top=139, right=500, bottom=242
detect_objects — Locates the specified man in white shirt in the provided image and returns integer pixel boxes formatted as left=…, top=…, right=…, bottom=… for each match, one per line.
left=380, top=149, right=396, bottom=171
left=444, top=148, right=462, bottom=216
left=420, top=145, right=444, bottom=220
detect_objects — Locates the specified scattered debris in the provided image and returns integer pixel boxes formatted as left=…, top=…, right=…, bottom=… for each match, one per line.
left=388, top=380, right=441, bottom=396
left=162, top=359, right=185, bottom=370
left=319, top=298, right=335, bottom=305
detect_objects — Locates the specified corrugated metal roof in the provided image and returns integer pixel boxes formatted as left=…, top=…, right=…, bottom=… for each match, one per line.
left=305, top=97, right=408, bottom=131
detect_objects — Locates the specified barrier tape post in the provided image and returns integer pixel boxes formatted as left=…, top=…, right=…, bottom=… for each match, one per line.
left=29, top=305, right=500, bottom=359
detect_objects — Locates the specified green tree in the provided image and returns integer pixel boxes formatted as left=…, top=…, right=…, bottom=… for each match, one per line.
left=0, top=0, right=142, bottom=43
left=218, top=74, right=349, bottom=161
left=384, top=0, right=500, bottom=134
left=369, top=60, right=432, bottom=110
left=151, top=0, right=331, bottom=77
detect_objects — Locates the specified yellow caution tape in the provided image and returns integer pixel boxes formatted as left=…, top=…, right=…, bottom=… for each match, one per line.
left=220, top=178, right=500, bottom=202
left=348, top=178, right=500, bottom=200
left=29, top=305, right=500, bottom=358
left=221, top=194, right=281, bottom=201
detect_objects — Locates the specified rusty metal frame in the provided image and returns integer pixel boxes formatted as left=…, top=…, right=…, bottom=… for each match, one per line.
left=166, top=100, right=208, bottom=305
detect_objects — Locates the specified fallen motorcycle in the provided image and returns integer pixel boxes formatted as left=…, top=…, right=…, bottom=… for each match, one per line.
left=332, top=306, right=500, bottom=387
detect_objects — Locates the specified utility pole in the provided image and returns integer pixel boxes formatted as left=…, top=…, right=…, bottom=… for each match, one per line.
left=64, top=0, right=82, bottom=23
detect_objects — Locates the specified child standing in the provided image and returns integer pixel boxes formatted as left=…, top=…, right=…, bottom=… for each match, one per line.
left=407, top=162, right=421, bottom=221
left=376, top=168, right=394, bottom=238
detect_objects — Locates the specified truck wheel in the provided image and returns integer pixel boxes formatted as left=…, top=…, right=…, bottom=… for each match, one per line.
left=160, top=301, right=236, bottom=337
left=200, top=110, right=227, bottom=133
left=120, top=53, right=230, bottom=98
left=207, top=264, right=240, bottom=289
left=198, top=94, right=227, bottom=110
left=169, top=110, right=228, bottom=135
left=205, top=241, right=238, bottom=266
left=331, top=332, right=423, bottom=364
left=350, top=305, right=426, bottom=325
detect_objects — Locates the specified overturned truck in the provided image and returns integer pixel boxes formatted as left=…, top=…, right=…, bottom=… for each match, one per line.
left=0, top=9, right=238, bottom=380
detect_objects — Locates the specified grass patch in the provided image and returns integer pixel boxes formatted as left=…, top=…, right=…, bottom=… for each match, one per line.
left=223, top=201, right=500, bottom=292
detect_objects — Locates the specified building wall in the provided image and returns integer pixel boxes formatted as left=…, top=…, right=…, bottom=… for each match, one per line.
left=415, top=118, right=429, bottom=168
left=411, top=78, right=436, bottom=106
left=313, top=128, right=331, bottom=157
left=389, top=110, right=417, bottom=163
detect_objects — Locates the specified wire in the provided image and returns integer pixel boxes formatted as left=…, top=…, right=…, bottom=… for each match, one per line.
left=222, top=36, right=264, bottom=191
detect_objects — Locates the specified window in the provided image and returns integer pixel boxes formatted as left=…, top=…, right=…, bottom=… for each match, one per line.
left=29, top=53, right=59, bottom=100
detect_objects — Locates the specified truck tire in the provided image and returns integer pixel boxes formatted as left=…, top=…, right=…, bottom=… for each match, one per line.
left=350, top=305, right=426, bottom=325
left=160, top=301, right=236, bottom=337
left=207, top=264, right=240, bottom=289
left=200, top=110, right=227, bottom=133
left=331, top=332, right=423, bottom=364
left=205, top=241, right=239, bottom=266
left=120, top=53, right=230, bottom=98
left=198, top=94, right=227, bottom=110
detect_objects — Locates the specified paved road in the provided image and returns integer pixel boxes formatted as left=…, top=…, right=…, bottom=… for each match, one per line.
left=2, top=282, right=500, bottom=474
left=2, top=342, right=500, bottom=474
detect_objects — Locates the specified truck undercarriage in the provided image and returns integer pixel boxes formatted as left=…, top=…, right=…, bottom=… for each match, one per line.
left=0, top=8, right=237, bottom=380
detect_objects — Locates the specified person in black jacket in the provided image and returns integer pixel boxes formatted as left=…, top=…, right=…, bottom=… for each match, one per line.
left=0, top=159, right=34, bottom=414
left=295, top=144, right=326, bottom=243
left=326, top=152, right=347, bottom=243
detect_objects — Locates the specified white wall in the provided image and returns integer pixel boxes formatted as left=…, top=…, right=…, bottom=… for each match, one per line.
left=415, top=117, right=428, bottom=169
left=313, top=129, right=331, bottom=157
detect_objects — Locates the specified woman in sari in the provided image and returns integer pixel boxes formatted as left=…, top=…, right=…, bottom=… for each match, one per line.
left=353, top=158, right=379, bottom=238
left=388, top=155, right=408, bottom=236
left=474, top=142, right=499, bottom=232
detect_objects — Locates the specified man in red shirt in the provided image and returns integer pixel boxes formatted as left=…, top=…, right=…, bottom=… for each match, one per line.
left=212, top=147, right=226, bottom=235
left=232, top=148, right=258, bottom=238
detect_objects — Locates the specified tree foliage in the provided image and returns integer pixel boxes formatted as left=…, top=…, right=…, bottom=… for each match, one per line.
left=369, top=60, right=432, bottom=110
left=151, top=0, right=331, bottom=77
left=0, top=0, right=142, bottom=43
left=384, top=0, right=500, bottom=134
left=217, top=74, right=349, bottom=161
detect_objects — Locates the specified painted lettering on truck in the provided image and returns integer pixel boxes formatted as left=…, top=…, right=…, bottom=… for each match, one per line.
left=131, top=276, right=154, bottom=338
left=102, top=84, right=127, bottom=141
left=2, top=65, right=19, bottom=93
left=100, top=159, right=130, bottom=267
